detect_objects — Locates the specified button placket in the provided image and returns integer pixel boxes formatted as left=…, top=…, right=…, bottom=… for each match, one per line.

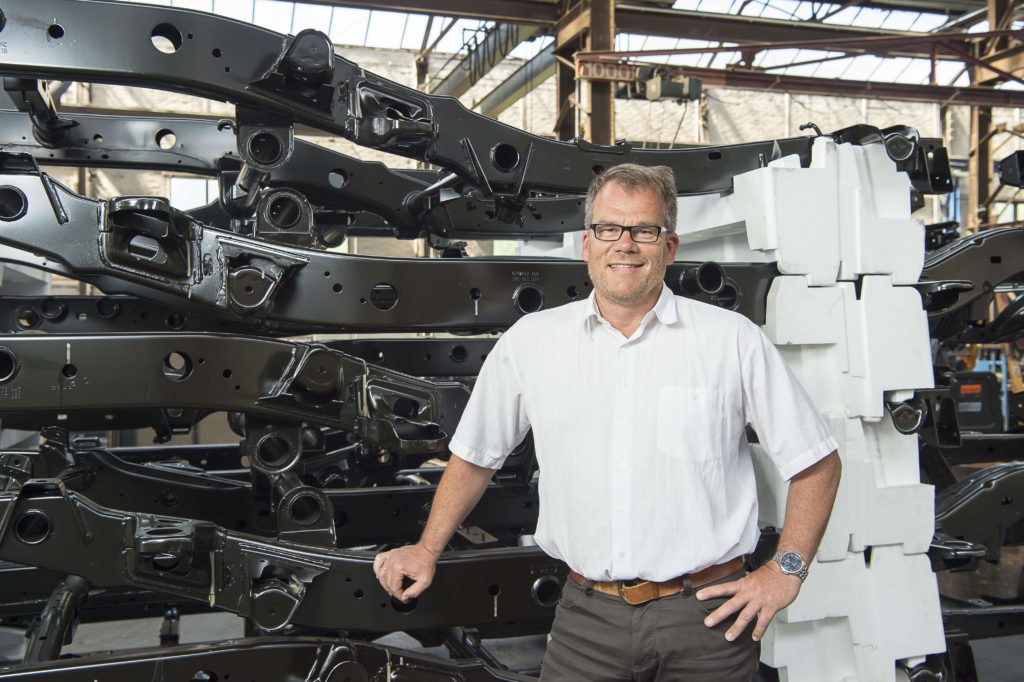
left=609, top=343, right=633, bottom=576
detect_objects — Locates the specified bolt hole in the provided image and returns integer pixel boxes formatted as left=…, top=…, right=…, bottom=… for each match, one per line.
left=47, top=24, right=65, bottom=40
left=449, top=345, right=468, bottom=363
left=150, top=23, right=183, bottom=54
left=490, top=142, right=520, bottom=172
left=332, top=283, right=343, bottom=293
left=15, top=511, right=51, bottom=545
left=60, top=363, right=77, bottom=379
left=0, top=186, right=28, bottom=221
left=212, top=48, right=222, bottom=58
left=155, top=129, right=177, bottom=150
left=247, top=132, right=283, bottom=166
left=222, top=369, right=233, bottom=379
left=0, top=347, right=19, bottom=383
left=328, top=169, right=348, bottom=189
left=470, top=288, right=481, bottom=300
left=162, top=352, right=193, bottom=382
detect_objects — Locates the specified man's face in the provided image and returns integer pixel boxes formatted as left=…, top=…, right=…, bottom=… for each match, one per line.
left=582, top=181, right=679, bottom=308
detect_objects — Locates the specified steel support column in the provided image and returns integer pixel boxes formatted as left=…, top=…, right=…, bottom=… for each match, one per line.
left=587, top=0, right=614, bottom=145
left=967, top=0, right=1013, bottom=232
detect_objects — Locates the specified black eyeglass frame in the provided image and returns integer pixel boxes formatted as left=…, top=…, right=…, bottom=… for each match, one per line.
left=588, top=223, right=666, bottom=243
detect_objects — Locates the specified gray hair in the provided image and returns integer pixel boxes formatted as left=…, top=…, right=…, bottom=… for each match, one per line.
left=583, top=164, right=677, bottom=233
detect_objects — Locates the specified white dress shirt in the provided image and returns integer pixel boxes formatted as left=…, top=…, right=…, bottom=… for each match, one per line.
left=449, top=284, right=838, bottom=582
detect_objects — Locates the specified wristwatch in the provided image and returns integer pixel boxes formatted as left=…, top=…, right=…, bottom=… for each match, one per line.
left=771, top=550, right=809, bottom=582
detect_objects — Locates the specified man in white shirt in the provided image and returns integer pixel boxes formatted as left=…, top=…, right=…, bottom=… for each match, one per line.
left=374, top=164, right=842, bottom=681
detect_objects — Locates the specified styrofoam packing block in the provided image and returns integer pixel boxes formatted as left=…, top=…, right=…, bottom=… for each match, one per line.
left=834, top=143, right=924, bottom=284
left=732, top=143, right=841, bottom=285
left=764, top=276, right=932, bottom=420
left=763, top=548, right=944, bottom=682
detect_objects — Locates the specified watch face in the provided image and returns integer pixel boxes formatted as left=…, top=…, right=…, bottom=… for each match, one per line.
left=779, top=552, right=803, bottom=572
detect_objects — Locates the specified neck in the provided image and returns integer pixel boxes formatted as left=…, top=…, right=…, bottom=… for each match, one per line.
left=594, top=286, right=661, bottom=338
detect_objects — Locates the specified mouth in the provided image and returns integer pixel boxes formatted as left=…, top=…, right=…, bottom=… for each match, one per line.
left=608, top=263, right=643, bottom=271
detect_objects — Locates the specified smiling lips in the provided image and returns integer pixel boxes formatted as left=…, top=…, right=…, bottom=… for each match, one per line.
left=609, top=263, right=643, bottom=270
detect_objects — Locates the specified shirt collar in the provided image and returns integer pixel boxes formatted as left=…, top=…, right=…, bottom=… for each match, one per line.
left=582, top=284, right=679, bottom=332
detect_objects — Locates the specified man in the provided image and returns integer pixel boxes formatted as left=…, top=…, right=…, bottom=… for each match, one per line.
left=374, top=164, right=842, bottom=681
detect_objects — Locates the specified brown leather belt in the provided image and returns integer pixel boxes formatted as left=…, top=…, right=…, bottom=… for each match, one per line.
left=568, top=557, right=744, bottom=606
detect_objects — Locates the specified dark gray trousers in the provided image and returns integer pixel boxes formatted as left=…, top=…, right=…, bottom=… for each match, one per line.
left=540, top=569, right=759, bottom=682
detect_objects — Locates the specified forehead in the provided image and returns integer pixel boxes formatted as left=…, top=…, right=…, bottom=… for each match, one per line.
left=592, top=181, right=664, bottom=223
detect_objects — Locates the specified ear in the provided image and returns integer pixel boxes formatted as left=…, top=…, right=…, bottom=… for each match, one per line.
left=582, top=229, right=592, bottom=263
left=664, top=231, right=680, bottom=262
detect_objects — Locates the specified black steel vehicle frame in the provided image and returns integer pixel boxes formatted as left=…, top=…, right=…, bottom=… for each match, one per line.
left=0, top=161, right=774, bottom=331
left=0, top=480, right=563, bottom=636
left=0, top=332, right=469, bottom=456
left=0, top=0, right=950, bottom=213
left=0, top=106, right=588, bottom=242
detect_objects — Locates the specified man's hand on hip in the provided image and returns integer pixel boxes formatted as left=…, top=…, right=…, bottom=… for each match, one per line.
left=373, top=544, right=440, bottom=603
left=695, top=564, right=802, bottom=642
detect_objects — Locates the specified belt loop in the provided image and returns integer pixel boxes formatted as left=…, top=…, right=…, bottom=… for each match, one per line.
left=582, top=579, right=594, bottom=595
left=682, top=575, right=693, bottom=597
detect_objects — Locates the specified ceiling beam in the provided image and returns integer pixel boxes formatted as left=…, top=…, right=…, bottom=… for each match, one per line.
left=633, top=64, right=1024, bottom=108
left=302, top=1, right=980, bottom=59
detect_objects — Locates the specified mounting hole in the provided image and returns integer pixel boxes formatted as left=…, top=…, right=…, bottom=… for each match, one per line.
left=255, top=434, right=293, bottom=469
left=150, top=23, right=183, bottom=54
left=95, top=297, right=121, bottom=319
left=449, top=345, right=467, bottom=363
left=0, top=186, right=28, bottom=221
left=267, top=195, right=301, bottom=229
left=247, top=131, right=283, bottom=166
left=165, top=313, right=186, bottom=330
left=489, top=584, right=501, bottom=596
left=15, top=511, right=52, bottom=545
left=162, top=351, right=193, bottom=382
left=289, top=493, right=323, bottom=526
left=531, top=575, right=561, bottom=608
left=47, top=24, right=65, bottom=40
left=39, top=297, right=67, bottom=321
left=92, top=134, right=103, bottom=143
left=354, top=589, right=364, bottom=599
left=0, top=347, right=19, bottom=383
left=707, top=151, right=722, bottom=160
left=470, top=288, right=481, bottom=300
left=390, top=596, right=418, bottom=613
left=370, top=282, right=398, bottom=311
left=328, top=169, right=348, bottom=189
left=15, top=307, right=40, bottom=330
left=155, top=129, right=177, bottom=150
left=332, top=283, right=343, bottom=293
left=490, top=143, right=520, bottom=172
left=222, top=369, right=233, bottom=379
left=60, top=363, right=77, bottom=379
left=567, top=285, right=579, bottom=299
left=513, top=284, right=544, bottom=314
left=212, top=48, right=222, bottom=58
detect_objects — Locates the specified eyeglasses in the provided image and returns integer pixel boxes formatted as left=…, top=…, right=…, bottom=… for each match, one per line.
left=589, top=223, right=665, bottom=243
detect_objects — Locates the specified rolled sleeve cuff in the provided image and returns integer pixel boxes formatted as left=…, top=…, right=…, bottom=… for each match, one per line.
left=776, top=434, right=840, bottom=481
left=449, top=438, right=508, bottom=470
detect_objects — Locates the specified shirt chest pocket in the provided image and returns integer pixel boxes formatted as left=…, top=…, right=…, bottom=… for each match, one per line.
left=656, top=386, right=722, bottom=462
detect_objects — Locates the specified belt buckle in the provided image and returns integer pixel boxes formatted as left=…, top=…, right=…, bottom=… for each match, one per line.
left=618, top=580, right=649, bottom=605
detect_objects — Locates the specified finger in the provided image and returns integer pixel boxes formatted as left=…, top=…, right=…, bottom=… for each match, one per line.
left=724, top=606, right=758, bottom=642
left=751, top=608, right=776, bottom=642
left=373, top=552, right=388, bottom=577
left=703, top=595, right=744, bottom=627
left=400, top=576, right=431, bottom=602
left=695, top=579, right=742, bottom=601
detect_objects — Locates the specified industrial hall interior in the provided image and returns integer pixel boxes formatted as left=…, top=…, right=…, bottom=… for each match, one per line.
left=1, top=0, right=1024, bottom=680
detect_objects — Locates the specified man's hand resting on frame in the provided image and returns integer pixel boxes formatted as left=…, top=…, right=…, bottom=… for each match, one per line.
left=696, top=563, right=802, bottom=642
left=373, top=544, right=441, bottom=603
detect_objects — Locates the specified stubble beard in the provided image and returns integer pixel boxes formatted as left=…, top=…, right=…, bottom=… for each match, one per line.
left=587, top=258, right=668, bottom=308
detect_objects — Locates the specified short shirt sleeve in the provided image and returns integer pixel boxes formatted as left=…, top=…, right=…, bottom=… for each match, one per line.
left=448, top=331, right=531, bottom=469
left=739, top=321, right=839, bottom=480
